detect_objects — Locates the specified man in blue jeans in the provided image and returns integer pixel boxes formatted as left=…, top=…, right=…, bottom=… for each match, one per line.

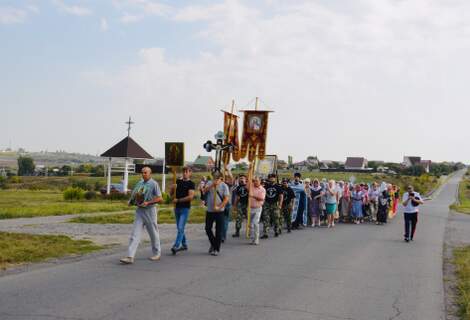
left=170, top=166, right=195, bottom=254
left=402, top=185, right=424, bottom=242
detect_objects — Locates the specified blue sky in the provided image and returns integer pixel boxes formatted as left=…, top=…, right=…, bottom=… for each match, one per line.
left=2, top=0, right=470, bottom=163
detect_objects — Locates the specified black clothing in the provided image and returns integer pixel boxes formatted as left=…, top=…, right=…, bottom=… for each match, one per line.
left=205, top=211, right=224, bottom=252
left=282, top=186, right=295, bottom=207
left=175, top=179, right=195, bottom=209
left=404, top=212, right=418, bottom=240
left=264, top=182, right=283, bottom=204
left=377, top=191, right=391, bottom=223
left=235, top=184, right=249, bottom=205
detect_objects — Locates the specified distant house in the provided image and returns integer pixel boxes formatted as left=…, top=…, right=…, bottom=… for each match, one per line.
left=192, top=155, right=215, bottom=172
left=277, top=160, right=288, bottom=170
left=420, top=160, right=432, bottom=173
left=292, top=161, right=309, bottom=171
left=345, top=157, right=368, bottom=170
left=403, top=156, right=422, bottom=167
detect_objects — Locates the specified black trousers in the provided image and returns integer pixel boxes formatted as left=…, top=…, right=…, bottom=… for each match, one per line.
left=404, top=212, right=418, bottom=240
left=205, top=211, right=224, bottom=251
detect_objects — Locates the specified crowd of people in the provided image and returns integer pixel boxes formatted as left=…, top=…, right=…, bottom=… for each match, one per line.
left=119, top=166, right=423, bottom=264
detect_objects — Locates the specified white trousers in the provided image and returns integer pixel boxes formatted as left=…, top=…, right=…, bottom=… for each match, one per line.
left=127, top=206, right=161, bottom=258
left=250, top=207, right=262, bottom=243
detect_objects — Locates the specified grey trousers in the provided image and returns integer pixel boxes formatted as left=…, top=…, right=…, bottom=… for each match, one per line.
left=127, top=206, right=161, bottom=258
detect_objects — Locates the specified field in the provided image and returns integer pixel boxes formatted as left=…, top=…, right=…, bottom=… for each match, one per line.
left=451, top=171, right=470, bottom=214
left=0, top=171, right=441, bottom=220
left=0, top=232, right=102, bottom=270
left=69, top=206, right=207, bottom=224
left=0, top=190, right=130, bottom=219
left=454, top=246, right=470, bottom=320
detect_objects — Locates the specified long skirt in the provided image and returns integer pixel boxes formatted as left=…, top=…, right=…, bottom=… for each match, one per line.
left=351, top=200, right=363, bottom=218
left=340, top=197, right=350, bottom=218
left=377, top=205, right=388, bottom=223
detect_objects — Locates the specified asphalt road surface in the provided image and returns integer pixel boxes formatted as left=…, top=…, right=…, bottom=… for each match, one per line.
left=0, top=172, right=463, bottom=320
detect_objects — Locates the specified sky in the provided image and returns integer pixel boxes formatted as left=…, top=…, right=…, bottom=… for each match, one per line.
left=1, top=0, right=470, bottom=164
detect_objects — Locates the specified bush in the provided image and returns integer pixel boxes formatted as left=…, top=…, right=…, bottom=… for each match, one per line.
left=162, top=192, right=172, bottom=205
left=84, top=191, right=98, bottom=200
left=94, top=181, right=104, bottom=192
left=0, top=176, right=6, bottom=189
left=8, top=176, right=22, bottom=184
left=102, top=192, right=129, bottom=201
left=63, top=187, right=85, bottom=201
left=70, top=179, right=93, bottom=191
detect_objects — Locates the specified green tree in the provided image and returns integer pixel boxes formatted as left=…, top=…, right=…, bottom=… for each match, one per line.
left=17, top=156, right=35, bottom=176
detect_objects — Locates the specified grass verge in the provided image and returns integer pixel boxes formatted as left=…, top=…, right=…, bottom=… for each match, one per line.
left=450, top=172, right=470, bottom=214
left=453, top=246, right=470, bottom=319
left=68, top=206, right=207, bottom=224
left=0, top=190, right=130, bottom=219
left=0, top=232, right=102, bottom=270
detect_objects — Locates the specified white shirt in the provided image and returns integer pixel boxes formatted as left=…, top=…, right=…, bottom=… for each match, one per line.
left=402, top=192, right=421, bottom=213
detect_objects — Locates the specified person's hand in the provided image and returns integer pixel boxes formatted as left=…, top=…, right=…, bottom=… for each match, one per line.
left=214, top=205, right=221, bottom=212
left=141, top=201, right=148, bottom=207
left=172, top=198, right=178, bottom=204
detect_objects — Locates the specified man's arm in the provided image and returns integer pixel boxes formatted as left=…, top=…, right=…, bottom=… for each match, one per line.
left=174, top=189, right=195, bottom=204
left=144, top=195, right=163, bottom=207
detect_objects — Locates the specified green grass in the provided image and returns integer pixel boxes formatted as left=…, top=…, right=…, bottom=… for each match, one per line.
left=451, top=173, right=470, bottom=214
left=0, top=189, right=130, bottom=219
left=454, top=246, right=470, bottom=320
left=0, top=232, right=102, bottom=270
left=69, top=206, right=207, bottom=224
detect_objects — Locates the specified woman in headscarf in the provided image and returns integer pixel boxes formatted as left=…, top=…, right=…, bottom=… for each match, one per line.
left=309, top=179, right=323, bottom=227
left=340, top=182, right=351, bottom=222
left=377, top=189, right=391, bottom=225
left=351, top=184, right=365, bottom=224
left=304, top=178, right=312, bottom=227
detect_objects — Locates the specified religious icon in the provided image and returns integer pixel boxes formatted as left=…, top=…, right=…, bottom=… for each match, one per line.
left=247, top=114, right=263, bottom=132
left=255, top=155, right=277, bottom=178
left=165, top=142, right=185, bottom=167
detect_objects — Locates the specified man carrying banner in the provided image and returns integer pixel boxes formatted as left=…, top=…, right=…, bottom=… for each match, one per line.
left=203, top=171, right=230, bottom=256
left=232, top=174, right=249, bottom=238
left=261, top=173, right=283, bottom=238
left=170, top=166, right=195, bottom=255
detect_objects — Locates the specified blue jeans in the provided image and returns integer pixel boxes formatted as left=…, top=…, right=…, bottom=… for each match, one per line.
left=222, top=204, right=231, bottom=240
left=174, top=207, right=190, bottom=248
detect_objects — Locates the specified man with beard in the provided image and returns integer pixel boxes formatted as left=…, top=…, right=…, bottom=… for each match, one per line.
left=261, top=173, right=283, bottom=239
left=232, top=175, right=249, bottom=238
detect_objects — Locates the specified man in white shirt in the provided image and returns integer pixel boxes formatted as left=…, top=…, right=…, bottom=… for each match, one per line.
left=402, top=185, right=424, bottom=242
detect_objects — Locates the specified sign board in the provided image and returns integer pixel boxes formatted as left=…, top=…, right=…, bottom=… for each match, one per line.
left=165, top=142, right=185, bottom=167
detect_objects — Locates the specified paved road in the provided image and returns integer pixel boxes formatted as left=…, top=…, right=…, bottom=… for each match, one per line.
left=0, top=172, right=464, bottom=320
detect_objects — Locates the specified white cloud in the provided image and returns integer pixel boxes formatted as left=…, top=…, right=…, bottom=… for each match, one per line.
left=53, top=0, right=93, bottom=16
left=84, top=0, right=470, bottom=162
left=0, top=5, right=38, bottom=24
left=100, top=17, right=108, bottom=31
left=114, top=0, right=171, bottom=23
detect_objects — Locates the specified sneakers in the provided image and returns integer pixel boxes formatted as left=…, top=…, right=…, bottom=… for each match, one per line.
left=208, top=246, right=214, bottom=254
left=232, top=231, right=240, bottom=238
left=148, top=254, right=161, bottom=261
left=211, top=250, right=219, bottom=256
left=181, top=245, right=188, bottom=251
left=119, top=257, right=134, bottom=264
left=404, top=238, right=410, bottom=242
left=171, top=247, right=178, bottom=255
left=261, top=234, right=269, bottom=239
left=251, top=239, right=259, bottom=245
